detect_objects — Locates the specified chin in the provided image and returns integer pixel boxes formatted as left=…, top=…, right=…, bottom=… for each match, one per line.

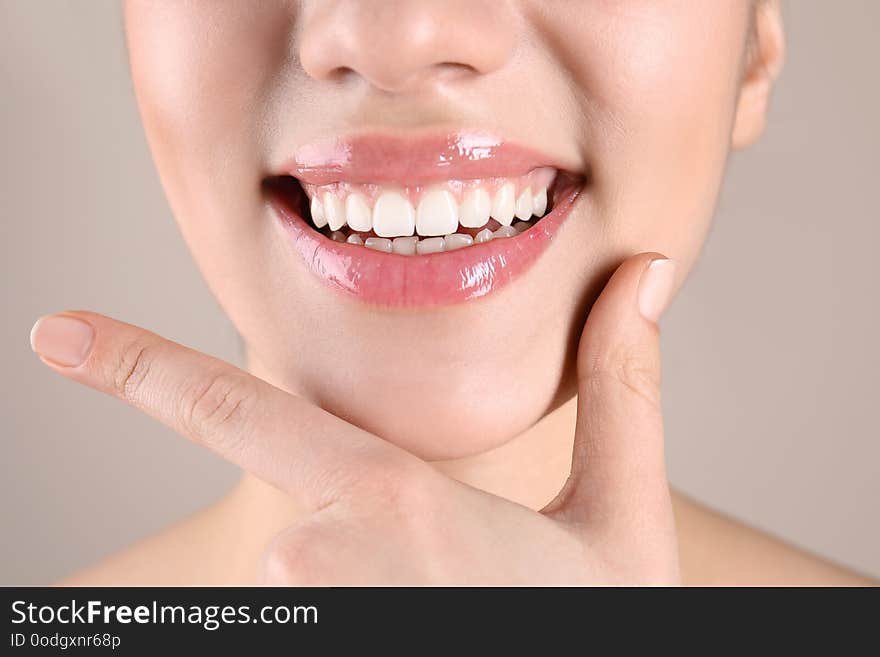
left=307, top=368, right=569, bottom=461
left=280, top=303, right=582, bottom=461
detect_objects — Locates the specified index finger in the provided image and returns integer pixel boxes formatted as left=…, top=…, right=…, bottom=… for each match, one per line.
left=30, top=310, right=397, bottom=511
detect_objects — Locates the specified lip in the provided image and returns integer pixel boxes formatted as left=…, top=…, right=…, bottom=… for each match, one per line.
left=280, top=131, right=578, bottom=186
left=266, top=132, right=584, bottom=307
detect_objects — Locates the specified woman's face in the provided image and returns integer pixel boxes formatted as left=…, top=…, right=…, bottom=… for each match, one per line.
left=125, top=1, right=771, bottom=460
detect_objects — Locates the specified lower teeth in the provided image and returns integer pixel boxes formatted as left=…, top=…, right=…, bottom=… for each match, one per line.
left=326, top=220, right=535, bottom=254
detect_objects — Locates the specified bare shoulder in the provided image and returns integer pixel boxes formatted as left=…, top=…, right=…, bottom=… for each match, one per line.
left=58, top=486, right=875, bottom=586
left=672, top=491, right=875, bottom=586
left=58, top=496, right=247, bottom=587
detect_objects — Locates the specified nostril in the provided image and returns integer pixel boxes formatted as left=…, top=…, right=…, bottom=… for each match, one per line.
left=433, top=62, right=482, bottom=81
left=370, top=63, right=482, bottom=94
left=297, top=1, right=515, bottom=91
left=325, top=66, right=357, bottom=84
left=439, top=62, right=475, bottom=72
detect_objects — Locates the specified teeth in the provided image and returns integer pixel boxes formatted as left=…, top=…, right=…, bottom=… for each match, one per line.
left=491, top=183, right=516, bottom=226
left=532, top=187, right=548, bottom=217
left=475, top=228, right=494, bottom=244
left=416, top=237, right=445, bottom=255
left=345, top=193, right=372, bottom=232
left=373, top=191, right=416, bottom=238
left=515, top=188, right=533, bottom=221
left=459, top=188, right=491, bottom=228
left=493, top=225, right=518, bottom=239
left=311, top=196, right=328, bottom=228
left=306, top=169, right=558, bottom=254
left=416, top=188, right=459, bottom=237
left=323, top=192, right=345, bottom=231
left=364, top=237, right=392, bottom=253
left=444, top=233, right=474, bottom=251
left=392, top=236, right=418, bottom=255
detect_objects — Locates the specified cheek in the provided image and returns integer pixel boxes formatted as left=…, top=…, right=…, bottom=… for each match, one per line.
left=125, top=2, right=298, bottom=334
left=124, top=1, right=290, bottom=243
left=549, top=3, right=749, bottom=262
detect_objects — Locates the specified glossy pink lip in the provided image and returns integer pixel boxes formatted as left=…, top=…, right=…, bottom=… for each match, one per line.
left=266, top=132, right=584, bottom=307
left=281, top=131, right=576, bottom=186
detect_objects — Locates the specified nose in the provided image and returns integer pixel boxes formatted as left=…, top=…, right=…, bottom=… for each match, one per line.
left=298, top=0, right=516, bottom=93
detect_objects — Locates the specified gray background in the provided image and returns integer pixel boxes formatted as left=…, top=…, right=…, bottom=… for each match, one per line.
left=2, top=2, right=877, bottom=584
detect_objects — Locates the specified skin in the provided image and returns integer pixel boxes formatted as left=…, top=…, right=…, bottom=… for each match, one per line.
left=30, top=1, right=873, bottom=584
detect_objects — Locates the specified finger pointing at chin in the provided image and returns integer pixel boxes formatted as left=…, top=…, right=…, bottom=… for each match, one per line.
left=29, top=310, right=408, bottom=513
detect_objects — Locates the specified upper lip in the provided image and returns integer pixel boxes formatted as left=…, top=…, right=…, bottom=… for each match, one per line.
left=277, top=130, right=580, bottom=186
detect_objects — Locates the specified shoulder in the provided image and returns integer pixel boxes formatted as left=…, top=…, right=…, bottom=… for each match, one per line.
left=672, top=492, right=875, bottom=586
left=59, top=487, right=875, bottom=586
left=58, top=497, right=244, bottom=586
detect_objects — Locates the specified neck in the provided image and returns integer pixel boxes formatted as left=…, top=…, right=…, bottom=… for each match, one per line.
left=225, top=357, right=578, bottom=560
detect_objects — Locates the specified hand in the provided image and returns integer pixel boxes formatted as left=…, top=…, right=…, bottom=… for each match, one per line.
left=30, top=253, right=679, bottom=585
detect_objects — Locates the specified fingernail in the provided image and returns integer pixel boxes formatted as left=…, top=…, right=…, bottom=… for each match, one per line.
left=638, top=258, right=677, bottom=322
left=30, top=314, right=95, bottom=367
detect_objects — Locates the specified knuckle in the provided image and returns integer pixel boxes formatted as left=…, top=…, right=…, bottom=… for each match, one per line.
left=261, top=542, right=307, bottom=586
left=260, top=526, right=327, bottom=586
left=585, top=344, right=661, bottom=411
left=180, top=371, right=258, bottom=450
left=110, top=339, right=156, bottom=403
left=616, top=353, right=661, bottom=408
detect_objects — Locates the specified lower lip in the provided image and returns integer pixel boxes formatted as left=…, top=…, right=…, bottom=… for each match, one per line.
left=267, top=179, right=582, bottom=307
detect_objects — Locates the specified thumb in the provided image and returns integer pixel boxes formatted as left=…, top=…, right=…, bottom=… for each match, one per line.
left=548, top=253, right=678, bottom=534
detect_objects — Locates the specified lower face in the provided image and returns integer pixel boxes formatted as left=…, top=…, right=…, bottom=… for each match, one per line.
left=125, top=1, right=752, bottom=460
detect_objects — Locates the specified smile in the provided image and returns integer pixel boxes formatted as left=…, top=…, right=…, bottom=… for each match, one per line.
left=265, top=132, right=584, bottom=307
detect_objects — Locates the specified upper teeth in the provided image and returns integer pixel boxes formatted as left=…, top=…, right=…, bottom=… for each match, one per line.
left=302, top=168, right=555, bottom=238
left=373, top=191, right=415, bottom=237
